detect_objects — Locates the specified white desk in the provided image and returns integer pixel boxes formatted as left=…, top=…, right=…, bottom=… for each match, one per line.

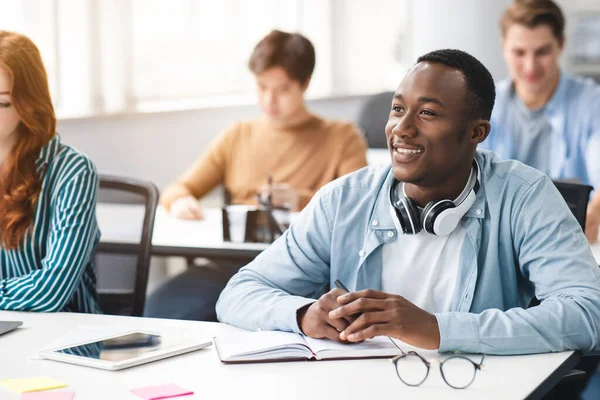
left=97, top=204, right=269, bottom=261
left=0, top=311, right=578, bottom=400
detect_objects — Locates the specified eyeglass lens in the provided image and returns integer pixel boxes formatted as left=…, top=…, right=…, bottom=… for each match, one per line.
left=440, top=356, right=477, bottom=389
left=394, top=353, right=429, bottom=386
left=395, top=354, right=478, bottom=389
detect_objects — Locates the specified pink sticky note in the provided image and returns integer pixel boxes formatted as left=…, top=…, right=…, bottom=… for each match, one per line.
left=21, top=392, right=75, bottom=400
left=130, top=383, right=193, bottom=400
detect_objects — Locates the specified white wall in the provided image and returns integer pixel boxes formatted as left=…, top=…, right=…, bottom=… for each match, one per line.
left=408, top=0, right=512, bottom=81
left=57, top=0, right=600, bottom=200
left=57, top=95, right=368, bottom=197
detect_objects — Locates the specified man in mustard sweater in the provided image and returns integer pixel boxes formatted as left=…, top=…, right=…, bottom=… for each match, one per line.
left=145, top=30, right=368, bottom=320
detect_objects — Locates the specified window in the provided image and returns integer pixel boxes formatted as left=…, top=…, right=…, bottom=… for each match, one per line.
left=3, top=0, right=407, bottom=118
left=1, top=0, right=59, bottom=109
left=131, top=0, right=333, bottom=111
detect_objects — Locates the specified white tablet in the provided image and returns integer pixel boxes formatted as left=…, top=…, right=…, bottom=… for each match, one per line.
left=39, top=330, right=212, bottom=370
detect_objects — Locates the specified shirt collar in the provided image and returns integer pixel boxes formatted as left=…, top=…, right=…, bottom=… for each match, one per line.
left=465, top=151, right=487, bottom=219
left=369, top=168, right=398, bottom=231
left=369, top=153, right=489, bottom=231
left=35, top=134, right=61, bottom=172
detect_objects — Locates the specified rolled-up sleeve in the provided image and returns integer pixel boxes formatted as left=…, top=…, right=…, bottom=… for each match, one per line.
left=437, top=176, right=600, bottom=354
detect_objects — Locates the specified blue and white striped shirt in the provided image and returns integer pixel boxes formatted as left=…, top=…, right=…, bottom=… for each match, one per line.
left=0, top=135, right=101, bottom=313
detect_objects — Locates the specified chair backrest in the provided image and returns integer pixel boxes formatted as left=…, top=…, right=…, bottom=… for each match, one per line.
left=357, top=91, right=395, bottom=149
left=529, top=180, right=594, bottom=308
left=553, top=180, right=593, bottom=230
left=96, top=175, right=159, bottom=316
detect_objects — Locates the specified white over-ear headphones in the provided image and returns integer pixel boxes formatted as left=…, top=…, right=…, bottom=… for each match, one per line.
left=389, top=160, right=480, bottom=236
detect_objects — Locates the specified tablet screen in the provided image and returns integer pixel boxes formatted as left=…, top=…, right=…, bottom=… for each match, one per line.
left=56, top=332, right=162, bottom=362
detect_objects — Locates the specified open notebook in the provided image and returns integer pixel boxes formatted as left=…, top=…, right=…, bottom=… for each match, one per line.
left=214, top=331, right=402, bottom=364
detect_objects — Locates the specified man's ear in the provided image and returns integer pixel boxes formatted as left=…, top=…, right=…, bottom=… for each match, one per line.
left=470, top=119, right=491, bottom=144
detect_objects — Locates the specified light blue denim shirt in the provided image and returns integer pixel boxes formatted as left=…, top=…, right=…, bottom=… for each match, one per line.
left=483, top=72, right=600, bottom=190
left=216, top=150, right=600, bottom=355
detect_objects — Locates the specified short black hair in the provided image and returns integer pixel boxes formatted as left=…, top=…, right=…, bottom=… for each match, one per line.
left=417, top=49, right=495, bottom=121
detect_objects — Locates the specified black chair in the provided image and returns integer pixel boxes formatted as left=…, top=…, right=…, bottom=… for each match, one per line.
left=357, top=91, right=394, bottom=149
left=531, top=181, right=594, bottom=313
left=541, top=181, right=596, bottom=398
left=95, top=175, right=159, bottom=317
left=553, top=180, right=593, bottom=230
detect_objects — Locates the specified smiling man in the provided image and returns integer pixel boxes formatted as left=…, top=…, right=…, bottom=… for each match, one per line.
left=217, top=49, right=600, bottom=355
left=482, top=0, right=600, bottom=244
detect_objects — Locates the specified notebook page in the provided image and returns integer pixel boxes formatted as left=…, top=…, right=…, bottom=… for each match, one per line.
left=305, top=336, right=402, bottom=360
left=215, top=331, right=312, bottom=361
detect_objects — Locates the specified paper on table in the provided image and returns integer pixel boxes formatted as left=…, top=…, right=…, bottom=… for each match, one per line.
left=305, top=335, right=399, bottom=354
left=215, top=330, right=308, bottom=360
left=21, top=391, right=75, bottom=400
left=1, top=377, right=67, bottom=393
left=130, top=383, right=193, bottom=400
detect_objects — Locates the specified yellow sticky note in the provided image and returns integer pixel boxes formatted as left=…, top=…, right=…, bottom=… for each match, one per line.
left=1, top=376, right=67, bottom=393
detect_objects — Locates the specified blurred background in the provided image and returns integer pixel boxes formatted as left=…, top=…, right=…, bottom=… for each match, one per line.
left=1, top=0, right=598, bottom=200
left=3, top=0, right=600, bottom=294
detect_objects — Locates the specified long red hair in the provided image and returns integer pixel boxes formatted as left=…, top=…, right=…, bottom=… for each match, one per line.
left=0, top=31, right=56, bottom=249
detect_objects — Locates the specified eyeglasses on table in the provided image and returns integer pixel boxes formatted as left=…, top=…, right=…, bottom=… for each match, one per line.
left=390, top=351, right=486, bottom=389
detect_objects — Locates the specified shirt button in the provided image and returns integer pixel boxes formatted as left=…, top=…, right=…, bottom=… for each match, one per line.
left=387, top=231, right=395, bottom=238
left=476, top=209, right=482, bottom=215
left=359, top=250, right=365, bottom=257
left=372, top=220, right=379, bottom=226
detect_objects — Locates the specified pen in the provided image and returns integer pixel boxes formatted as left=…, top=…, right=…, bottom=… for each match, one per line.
left=334, top=279, right=349, bottom=292
left=267, top=173, right=273, bottom=207
left=333, top=279, right=396, bottom=346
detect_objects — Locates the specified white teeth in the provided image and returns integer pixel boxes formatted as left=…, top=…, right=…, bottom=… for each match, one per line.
left=395, top=148, right=423, bottom=154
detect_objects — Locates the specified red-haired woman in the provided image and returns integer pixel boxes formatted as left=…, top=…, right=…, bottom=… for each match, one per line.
left=0, top=31, right=100, bottom=312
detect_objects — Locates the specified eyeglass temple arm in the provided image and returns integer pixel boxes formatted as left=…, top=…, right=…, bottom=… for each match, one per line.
left=477, top=354, right=486, bottom=369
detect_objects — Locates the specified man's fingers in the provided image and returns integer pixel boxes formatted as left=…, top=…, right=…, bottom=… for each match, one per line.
left=179, top=209, right=198, bottom=220
left=320, top=324, right=350, bottom=344
left=317, top=288, right=347, bottom=310
left=256, top=184, right=270, bottom=200
left=183, top=206, right=203, bottom=220
left=270, top=194, right=286, bottom=207
left=190, top=205, right=204, bottom=219
left=325, top=313, right=350, bottom=333
left=337, top=289, right=388, bottom=305
left=344, top=324, right=387, bottom=342
left=329, top=298, right=387, bottom=319
left=340, top=311, right=389, bottom=339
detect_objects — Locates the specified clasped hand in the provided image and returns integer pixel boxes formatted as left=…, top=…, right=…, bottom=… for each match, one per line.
left=298, top=288, right=441, bottom=349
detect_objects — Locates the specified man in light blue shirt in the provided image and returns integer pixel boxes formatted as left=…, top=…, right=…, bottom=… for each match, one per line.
left=217, top=49, right=600, bottom=355
left=483, top=0, right=600, bottom=243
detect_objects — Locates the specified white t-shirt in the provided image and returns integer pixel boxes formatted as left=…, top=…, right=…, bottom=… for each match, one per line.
left=382, top=205, right=467, bottom=314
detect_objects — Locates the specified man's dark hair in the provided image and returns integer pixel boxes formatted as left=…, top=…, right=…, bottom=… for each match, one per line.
left=417, top=49, right=496, bottom=121
left=248, top=30, right=315, bottom=86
